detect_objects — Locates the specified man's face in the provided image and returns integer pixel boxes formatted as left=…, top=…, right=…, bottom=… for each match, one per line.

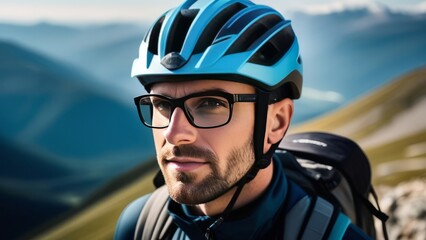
left=150, top=80, right=256, bottom=205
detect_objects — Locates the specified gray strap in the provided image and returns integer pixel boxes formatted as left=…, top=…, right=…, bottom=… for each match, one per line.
left=284, top=195, right=311, bottom=240
left=134, top=186, right=172, bottom=240
left=301, top=197, right=334, bottom=240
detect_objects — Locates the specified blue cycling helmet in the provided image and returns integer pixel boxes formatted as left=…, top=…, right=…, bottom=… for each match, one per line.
left=132, top=0, right=302, bottom=99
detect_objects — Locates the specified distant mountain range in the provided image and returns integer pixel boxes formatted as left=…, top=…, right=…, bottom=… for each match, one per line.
left=0, top=22, right=147, bottom=97
left=290, top=7, right=426, bottom=121
left=0, top=6, right=425, bottom=239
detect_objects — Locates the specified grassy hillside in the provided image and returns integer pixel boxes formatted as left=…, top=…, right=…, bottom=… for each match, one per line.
left=290, top=67, right=426, bottom=185
left=32, top=68, right=426, bottom=239
left=32, top=165, right=158, bottom=240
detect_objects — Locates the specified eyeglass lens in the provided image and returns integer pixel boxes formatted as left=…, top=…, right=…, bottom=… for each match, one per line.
left=138, top=95, right=231, bottom=128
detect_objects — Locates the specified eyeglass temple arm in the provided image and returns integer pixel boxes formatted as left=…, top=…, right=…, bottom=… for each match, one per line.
left=233, top=94, right=257, bottom=102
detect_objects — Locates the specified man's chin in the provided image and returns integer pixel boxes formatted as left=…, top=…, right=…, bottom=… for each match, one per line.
left=167, top=179, right=233, bottom=205
left=167, top=183, right=204, bottom=205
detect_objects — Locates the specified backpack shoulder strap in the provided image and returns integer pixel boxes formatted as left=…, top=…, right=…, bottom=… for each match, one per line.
left=283, top=195, right=311, bottom=240
left=134, top=185, right=175, bottom=240
left=299, top=196, right=340, bottom=240
left=114, top=195, right=151, bottom=240
left=284, top=195, right=345, bottom=240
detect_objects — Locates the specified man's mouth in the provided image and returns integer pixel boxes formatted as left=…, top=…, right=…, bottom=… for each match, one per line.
left=165, top=157, right=209, bottom=172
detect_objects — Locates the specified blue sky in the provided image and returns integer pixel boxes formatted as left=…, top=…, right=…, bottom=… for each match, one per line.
left=1, top=0, right=425, bottom=24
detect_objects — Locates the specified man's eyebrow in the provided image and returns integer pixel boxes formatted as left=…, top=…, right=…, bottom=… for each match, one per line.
left=201, top=87, right=228, bottom=92
left=154, top=87, right=231, bottom=98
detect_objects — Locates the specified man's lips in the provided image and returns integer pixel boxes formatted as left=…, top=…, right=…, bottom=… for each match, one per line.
left=165, top=157, right=209, bottom=171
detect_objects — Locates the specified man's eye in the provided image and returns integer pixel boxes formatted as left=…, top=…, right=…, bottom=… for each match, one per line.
left=153, top=100, right=171, bottom=112
left=197, top=97, right=228, bottom=109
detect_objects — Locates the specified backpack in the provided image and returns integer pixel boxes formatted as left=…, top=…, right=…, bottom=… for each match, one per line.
left=134, top=132, right=388, bottom=240
left=278, top=132, right=388, bottom=239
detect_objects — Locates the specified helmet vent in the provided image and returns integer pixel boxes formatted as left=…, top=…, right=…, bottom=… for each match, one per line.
left=193, top=3, right=246, bottom=54
left=166, top=9, right=199, bottom=54
left=249, top=25, right=295, bottom=66
left=215, top=7, right=271, bottom=40
left=147, top=15, right=165, bottom=55
left=225, top=14, right=282, bottom=55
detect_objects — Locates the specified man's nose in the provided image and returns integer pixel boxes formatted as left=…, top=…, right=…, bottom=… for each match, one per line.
left=163, top=107, right=197, bottom=145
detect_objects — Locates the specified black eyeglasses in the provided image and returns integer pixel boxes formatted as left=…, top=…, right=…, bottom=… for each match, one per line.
left=134, top=90, right=257, bottom=129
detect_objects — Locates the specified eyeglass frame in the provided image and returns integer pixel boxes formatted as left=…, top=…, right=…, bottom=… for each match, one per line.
left=134, top=90, right=257, bottom=129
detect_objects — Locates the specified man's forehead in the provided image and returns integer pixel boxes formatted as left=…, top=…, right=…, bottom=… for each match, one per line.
left=150, top=79, right=255, bottom=95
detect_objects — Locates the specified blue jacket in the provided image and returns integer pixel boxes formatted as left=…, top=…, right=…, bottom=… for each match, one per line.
left=115, top=157, right=371, bottom=239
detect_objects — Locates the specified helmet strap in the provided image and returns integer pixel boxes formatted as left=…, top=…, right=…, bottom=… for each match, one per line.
left=253, top=89, right=274, bottom=169
left=205, top=179, right=246, bottom=240
left=205, top=89, right=278, bottom=239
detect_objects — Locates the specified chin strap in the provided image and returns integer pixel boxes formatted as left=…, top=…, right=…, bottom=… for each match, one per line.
left=205, top=161, right=264, bottom=240
left=205, top=179, right=246, bottom=239
left=205, top=89, right=282, bottom=239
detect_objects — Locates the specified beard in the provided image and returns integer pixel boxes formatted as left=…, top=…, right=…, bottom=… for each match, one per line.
left=158, top=138, right=255, bottom=205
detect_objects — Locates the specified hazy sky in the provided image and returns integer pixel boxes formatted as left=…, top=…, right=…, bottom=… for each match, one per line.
left=1, top=0, right=425, bottom=24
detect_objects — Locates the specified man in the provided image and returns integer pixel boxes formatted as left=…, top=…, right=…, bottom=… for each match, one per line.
left=115, top=0, right=372, bottom=239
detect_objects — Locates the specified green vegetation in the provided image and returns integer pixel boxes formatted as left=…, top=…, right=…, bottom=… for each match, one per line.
left=367, top=131, right=426, bottom=185
left=33, top=168, right=157, bottom=240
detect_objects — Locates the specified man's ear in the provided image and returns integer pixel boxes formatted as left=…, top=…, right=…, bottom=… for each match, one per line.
left=263, top=98, right=293, bottom=153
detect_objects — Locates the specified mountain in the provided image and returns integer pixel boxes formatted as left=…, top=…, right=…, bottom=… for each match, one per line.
left=0, top=40, right=155, bottom=239
left=0, top=22, right=148, bottom=95
left=291, top=67, right=426, bottom=186
left=0, top=137, right=75, bottom=240
left=288, top=8, right=426, bottom=122
left=0, top=40, right=154, bottom=162
left=69, top=32, right=142, bottom=90
left=30, top=67, right=426, bottom=239
left=0, top=22, right=144, bottom=62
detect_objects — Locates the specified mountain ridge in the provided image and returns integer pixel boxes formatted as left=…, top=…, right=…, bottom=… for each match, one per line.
left=288, top=1, right=426, bottom=15
left=290, top=67, right=426, bottom=185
